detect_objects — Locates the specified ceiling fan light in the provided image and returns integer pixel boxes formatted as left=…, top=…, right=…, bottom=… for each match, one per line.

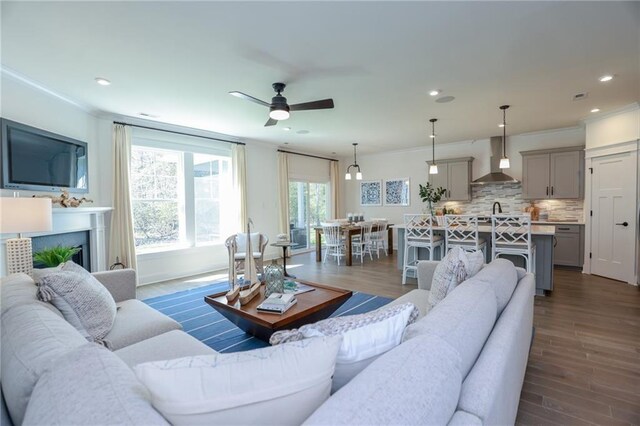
left=356, top=172, right=363, bottom=180
left=345, top=172, right=352, bottom=180
left=269, top=109, right=290, bottom=121
left=429, top=164, right=439, bottom=174
left=499, top=157, right=511, bottom=169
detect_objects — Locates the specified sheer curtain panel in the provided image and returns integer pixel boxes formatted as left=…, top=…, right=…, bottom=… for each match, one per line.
left=278, top=152, right=290, bottom=235
left=330, top=160, right=341, bottom=219
left=232, top=144, right=248, bottom=230
left=109, top=124, right=138, bottom=272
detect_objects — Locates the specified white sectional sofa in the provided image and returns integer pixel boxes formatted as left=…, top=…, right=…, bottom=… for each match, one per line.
left=0, top=258, right=534, bottom=425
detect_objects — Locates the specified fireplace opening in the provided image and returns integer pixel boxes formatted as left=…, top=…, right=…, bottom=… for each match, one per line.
left=31, top=231, right=91, bottom=271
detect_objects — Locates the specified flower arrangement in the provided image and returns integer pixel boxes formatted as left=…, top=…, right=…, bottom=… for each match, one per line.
left=418, top=182, right=446, bottom=216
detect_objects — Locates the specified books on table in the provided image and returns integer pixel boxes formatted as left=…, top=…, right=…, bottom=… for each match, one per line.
left=257, top=293, right=297, bottom=314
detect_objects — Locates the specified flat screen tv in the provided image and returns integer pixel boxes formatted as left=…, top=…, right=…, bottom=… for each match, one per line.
left=1, top=119, right=88, bottom=193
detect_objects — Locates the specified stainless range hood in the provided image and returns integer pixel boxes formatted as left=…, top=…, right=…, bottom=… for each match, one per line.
left=472, top=137, right=519, bottom=185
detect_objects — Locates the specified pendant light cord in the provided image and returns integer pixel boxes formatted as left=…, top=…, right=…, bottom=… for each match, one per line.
left=503, top=107, right=507, bottom=157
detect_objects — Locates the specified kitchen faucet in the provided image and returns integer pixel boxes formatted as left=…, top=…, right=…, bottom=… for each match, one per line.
left=492, top=202, right=503, bottom=215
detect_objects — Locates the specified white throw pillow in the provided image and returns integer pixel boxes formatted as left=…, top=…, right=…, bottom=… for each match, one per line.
left=36, top=261, right=117, bottom=342
left=134, top=336, right=342, bottom=426
left=236, top=232, right=260, bottom=253
left=466, top=250, right=485, bottom=278
left=270, top=302, right=419, bottom=393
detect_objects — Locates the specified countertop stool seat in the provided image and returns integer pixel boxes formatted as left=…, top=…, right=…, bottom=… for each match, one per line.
left=491, top=214, right=536, bottom=273
left=444, top=214, right=487, bottom=258
left=402, top=214, right=443, bottom=285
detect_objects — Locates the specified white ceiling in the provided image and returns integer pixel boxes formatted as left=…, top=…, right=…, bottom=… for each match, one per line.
left=1, top=1, right=639, bottom=155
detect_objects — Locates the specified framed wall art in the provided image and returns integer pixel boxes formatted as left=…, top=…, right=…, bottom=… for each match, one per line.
left=384, top=178, right=410, bottom=206
left=360, top=180, right=382, bottom=206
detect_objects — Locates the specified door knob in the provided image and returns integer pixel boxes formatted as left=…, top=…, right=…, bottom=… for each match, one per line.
left=615, top=221, right=629, bottom=227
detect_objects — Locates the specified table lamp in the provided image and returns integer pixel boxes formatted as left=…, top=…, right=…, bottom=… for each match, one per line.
left=0, top=197, right=53, bottom=276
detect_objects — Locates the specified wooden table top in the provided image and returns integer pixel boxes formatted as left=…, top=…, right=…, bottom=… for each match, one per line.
left=314, top=223, right=394, bottom=231
left=204, top=280, right=352, bottom=330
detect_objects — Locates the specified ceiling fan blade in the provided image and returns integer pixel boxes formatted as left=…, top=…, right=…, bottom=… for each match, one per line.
left=229, top=91, right=270, bottom=107
left=289, top=98, right=334, bottom=111
left=264, top=117, right=278, bottom=127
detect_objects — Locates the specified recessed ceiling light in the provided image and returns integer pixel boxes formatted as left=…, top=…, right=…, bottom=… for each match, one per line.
left=591, top=108, right=600, bottom=113
left=498, top=123, right=505, bottom=128
left=429, top=134, right=435, bottom=138
left=429, top=90, right=441, bottom=96
left=283, top=127, right=291, bottom=131
left=139, top=112, right=159, bottom=118
left=95, top=77, right=111, bottom=86
left=297, top=130, right=310, bottom=135
left=599, top=75, right=613, bottom=82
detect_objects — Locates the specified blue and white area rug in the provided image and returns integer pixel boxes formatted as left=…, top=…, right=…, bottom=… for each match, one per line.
left=143, top=282, right=392, bottom=353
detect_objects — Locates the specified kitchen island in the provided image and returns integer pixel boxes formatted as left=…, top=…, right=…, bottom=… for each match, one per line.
left=394, top=224, right=555, bottom=296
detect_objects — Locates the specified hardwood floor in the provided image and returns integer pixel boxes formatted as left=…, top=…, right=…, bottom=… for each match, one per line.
left=137, top=252, right=640, bottom=425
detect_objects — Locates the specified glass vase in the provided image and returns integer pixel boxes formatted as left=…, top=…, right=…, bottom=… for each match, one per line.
left=264, top=262, right=285, bottom=298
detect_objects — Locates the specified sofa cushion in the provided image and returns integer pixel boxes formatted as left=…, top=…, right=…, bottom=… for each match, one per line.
left=1, top=304, right=86, bottom=425
left=303, top=334, right=463, bottom=426
left=115, top=330, right=217, bottom=367
left=1, top=274, right=37, bottom=316
left=270, top=302, right=419, bottom=393
left=448, top=411, right=483, bottom=425
left=134, top=336, right=342, bottom=426
left=386, top=288, right=430, bottom=318
left=403, top=280, right=498, bottom=377
left=427, top=247, right=468, bottom=310
left=37, top=261, right=117, bottom=342
left=471, top=258, right=518, bottom=314
left=23, top=343, right=169, bottom=426
left=103, top=299, right=182, bottom=350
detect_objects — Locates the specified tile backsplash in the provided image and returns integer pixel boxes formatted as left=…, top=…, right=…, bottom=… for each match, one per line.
left=439, top=183, right=584, bottom=221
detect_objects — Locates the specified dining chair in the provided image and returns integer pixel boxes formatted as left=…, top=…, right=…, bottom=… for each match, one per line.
left=444, top=215, right=487, bottom=258
left=321, top=223, right=346, bottom=265
left=402, top=214, right=443, bottom=284
left=353, top=222, right=374, bottom=263
left=370, top=220, right=388, bottom=258
left=491, top=214, right=536, bottom=273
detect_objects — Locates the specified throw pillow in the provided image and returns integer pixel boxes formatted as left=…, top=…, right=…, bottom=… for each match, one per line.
left=466, top=250, right=485, bottom=278
left=236, top=232, right=260, bottom=253
left=134, top=336, right=342, bottom=426
left=270, top=302, right=419, bottom=393
left=427, top=247, right=468, bottom=311
left=36, top=261, right=117, bottom=343
left=23, top=343, right=169, bottom=426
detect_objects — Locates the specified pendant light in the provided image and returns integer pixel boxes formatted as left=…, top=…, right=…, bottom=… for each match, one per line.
left=345, top=143, right=362, bottom=180
left=499, top=105, right=511, bottom=169
left=429, top=118, right=438, bottom=174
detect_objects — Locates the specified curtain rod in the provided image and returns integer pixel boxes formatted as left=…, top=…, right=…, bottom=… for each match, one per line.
left=277, top=149, right=337, bottom=162
left=113, top=121, right=245, bottom=146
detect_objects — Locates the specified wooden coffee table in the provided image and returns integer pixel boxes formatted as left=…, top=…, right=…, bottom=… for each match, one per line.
left=204, top=280, right=352, bottom=341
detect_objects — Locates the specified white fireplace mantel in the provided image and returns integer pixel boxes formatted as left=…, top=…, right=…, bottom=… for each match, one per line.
left=1, top=206, right=113, bottom=275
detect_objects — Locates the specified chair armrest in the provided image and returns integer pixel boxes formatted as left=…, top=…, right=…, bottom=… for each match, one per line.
left=92, top=269, right=137, bottom=303
left=417, top=261, right=439, bottom=291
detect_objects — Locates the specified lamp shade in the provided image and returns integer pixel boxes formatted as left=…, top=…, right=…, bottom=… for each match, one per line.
left=0, top=198, right=53, bottom=234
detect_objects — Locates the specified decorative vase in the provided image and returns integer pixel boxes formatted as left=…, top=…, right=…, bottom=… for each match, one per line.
left=264, top=262, right=285, bottom=298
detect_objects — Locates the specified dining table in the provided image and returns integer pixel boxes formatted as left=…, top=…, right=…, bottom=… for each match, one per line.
left=314, top=223, right=394, bottom=266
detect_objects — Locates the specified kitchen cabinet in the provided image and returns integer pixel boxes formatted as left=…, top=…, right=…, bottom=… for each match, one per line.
left=553, top=224, right=584, bottom=267
left=427, top=157, right=473, bottom=201
left=521, top=147, right=584, bottom=200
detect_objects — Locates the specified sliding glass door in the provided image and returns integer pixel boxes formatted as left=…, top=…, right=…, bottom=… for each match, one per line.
left=288, top=181, right=329, bottom=252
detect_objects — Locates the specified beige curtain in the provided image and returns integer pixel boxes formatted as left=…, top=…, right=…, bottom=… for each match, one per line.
left=109, top=124, right=138, bottom=272
left=330, top=160, right=341, bottom=219
left=278, top=152, right=290, bottom=235
left=232, top=144, right=248, bottom=230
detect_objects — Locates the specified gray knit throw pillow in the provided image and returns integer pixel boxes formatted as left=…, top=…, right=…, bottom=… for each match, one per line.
left=37, top=261, right=117, bottom=344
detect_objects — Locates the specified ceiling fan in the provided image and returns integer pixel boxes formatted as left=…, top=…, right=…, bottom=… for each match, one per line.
left=229, top=82, right=334, bottom=127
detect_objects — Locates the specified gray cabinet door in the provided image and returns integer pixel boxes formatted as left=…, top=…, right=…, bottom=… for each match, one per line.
left=550, top=151, right=582, bottom=199
left=429, top=162, right=449, bottom=200
left=447, top=161, right=471, bottom=201
left=553, top=231, right=581, bottom=266
left=522, top=153, right=550, bottom=199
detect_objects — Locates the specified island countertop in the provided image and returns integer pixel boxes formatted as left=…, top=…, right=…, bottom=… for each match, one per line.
left=391, top=223, right=555, bottom=236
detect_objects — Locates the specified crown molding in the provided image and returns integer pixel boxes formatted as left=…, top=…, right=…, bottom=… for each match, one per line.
left=582, top=102, right=640, bottom=124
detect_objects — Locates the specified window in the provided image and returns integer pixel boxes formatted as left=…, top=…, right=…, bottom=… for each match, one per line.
left=131, top=137, right=234, bottom=253
left=131, top=147, right=184, bottom=250
left=288, top=181, right=329, bottom=251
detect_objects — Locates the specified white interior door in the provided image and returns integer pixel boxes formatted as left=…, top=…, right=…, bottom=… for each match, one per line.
left=590, top=152, right=637, bottom=283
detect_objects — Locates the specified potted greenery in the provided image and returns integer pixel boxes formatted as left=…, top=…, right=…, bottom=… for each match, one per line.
left=33, top=246, right=80, bottom=268
left=418, top=182, right=446, bottom=217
